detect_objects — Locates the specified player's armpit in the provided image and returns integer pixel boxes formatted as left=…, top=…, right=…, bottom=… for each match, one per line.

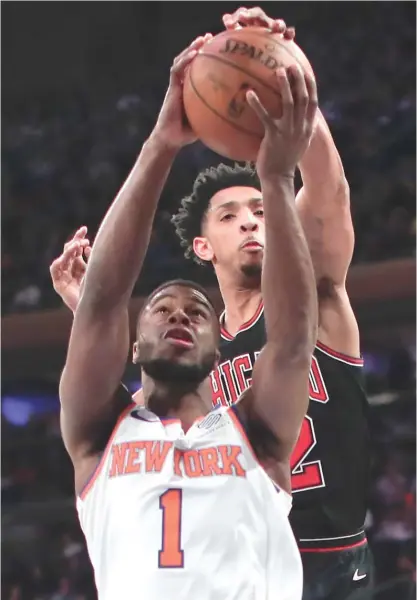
left=317, top=285, right=361, bottom=358
left=233, top=389, right=294, bottom=494
left=236, top=345, right=311, bottom=464
left=239, top=344, right=311, bottom=464
left=59, top=301, right=131, bottom=465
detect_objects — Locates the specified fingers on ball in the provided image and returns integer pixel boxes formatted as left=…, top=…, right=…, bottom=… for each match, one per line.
left=276, top=68, right=294, bottom=109
left=174, top=33, right=212, bottom=65
left=246, top=90, right=269, bottom=124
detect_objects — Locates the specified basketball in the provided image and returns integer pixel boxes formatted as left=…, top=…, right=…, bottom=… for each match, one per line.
left=183, top=27, right=314, bottom=162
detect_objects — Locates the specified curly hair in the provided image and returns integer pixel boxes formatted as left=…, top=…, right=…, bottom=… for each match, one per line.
left=171, top=162, right=260, bottom=265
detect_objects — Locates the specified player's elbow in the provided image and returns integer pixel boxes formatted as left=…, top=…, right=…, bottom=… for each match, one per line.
left=334, top=177, right=350, bottom=208
left=318, top=176, right=350, bottom=214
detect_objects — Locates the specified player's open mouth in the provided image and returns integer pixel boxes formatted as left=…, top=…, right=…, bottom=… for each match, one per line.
left=164, top=327, right=194, bottom=349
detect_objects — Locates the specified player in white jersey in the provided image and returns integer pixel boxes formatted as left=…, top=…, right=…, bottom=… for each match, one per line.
left=59, top=35, right=318, bottom=600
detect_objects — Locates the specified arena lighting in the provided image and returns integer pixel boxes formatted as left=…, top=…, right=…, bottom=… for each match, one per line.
left=1, top=382, right=143, bottom=426
left=2, top=396, right=34, bottom=426
left=1, top=351, right=400, bottom=426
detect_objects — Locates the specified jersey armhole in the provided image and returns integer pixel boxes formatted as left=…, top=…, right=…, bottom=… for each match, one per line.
left=228, top=405, right=293, bottom=512
left=78, top=402, right=135, bottom=501
left=228, top=404, right=258, bottom=462
left=316, top=340, right=364, bottom=367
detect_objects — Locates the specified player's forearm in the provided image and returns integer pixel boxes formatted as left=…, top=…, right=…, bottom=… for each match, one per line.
left=298, top=109, right=349, bottom=208
left=80, top=134, right=177, bottom=311
left=261, top=174, right=318, bottom=357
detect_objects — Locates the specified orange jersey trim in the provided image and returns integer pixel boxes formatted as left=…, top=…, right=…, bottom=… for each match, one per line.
left=79, top=402, right=135, bottom=501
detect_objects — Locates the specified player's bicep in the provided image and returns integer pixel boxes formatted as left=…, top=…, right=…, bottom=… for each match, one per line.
left=249, top=345, right=311, bottom=461
left=59, top=303, right=130, bottom=462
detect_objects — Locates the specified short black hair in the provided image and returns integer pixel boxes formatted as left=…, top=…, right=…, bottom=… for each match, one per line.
left=142, top=279, right=216, bottom=315
left=171, top=162, right=260, bottom=265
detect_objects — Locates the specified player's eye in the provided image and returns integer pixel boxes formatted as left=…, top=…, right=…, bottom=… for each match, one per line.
left=156, top=306, right=169, bottom=315
left=254, top=209, right=264, bottom=217
left=220, top=213, right=235, bottom=222
left=189, top=307, right=207, bottom=319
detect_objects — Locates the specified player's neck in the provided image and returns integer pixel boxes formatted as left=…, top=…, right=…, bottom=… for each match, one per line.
left=142, top=377, right=212, bottom=430
left=217, top=277, right=262, bottom=338
left=172, top=393, right=210, bottom=432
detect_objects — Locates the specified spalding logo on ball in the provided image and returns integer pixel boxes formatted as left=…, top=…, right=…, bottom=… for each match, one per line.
left=183, top=27, right=314, bottom=162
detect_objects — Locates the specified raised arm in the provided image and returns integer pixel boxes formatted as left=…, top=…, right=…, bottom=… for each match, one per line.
left=239, top=66, right=318, bottom=491
left=296, top=109, right=351, bottom=283
left=222, top=5, right=360, bottom=357
left=59, top=37, right=208, bottom=467
left=296, top=111, right=359, bottom=357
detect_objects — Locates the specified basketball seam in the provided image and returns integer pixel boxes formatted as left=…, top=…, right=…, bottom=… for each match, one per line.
left=188, top=65, right=263, bottom=138
left=197, top=52, right=282, bottom=97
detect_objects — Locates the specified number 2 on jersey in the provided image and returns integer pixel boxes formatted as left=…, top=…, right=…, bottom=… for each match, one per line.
left=159, top=489, right=184, bottom=568
left=290, top=415, right=325, bottom=492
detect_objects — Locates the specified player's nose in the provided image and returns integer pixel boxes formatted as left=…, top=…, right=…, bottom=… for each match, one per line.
left=168, top=309, right=190, bottom=326
left=240, top=220, right=259, bottom=232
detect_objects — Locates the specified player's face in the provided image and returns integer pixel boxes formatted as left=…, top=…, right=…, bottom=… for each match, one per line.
left=134, top=285, right=219, bottom=385
left=194, top=186, right=265, bottom=279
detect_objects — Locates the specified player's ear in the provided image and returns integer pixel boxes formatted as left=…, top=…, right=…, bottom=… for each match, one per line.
left=193, top=236, right=214, bottom=262
left=132, top=341, right=140, bottom=364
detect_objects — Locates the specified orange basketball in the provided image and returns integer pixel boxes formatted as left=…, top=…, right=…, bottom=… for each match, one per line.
left=183, top=27, right=314, bottom=162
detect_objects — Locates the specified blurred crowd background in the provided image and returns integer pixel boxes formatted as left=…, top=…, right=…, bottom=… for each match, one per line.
left=2, top=2, right=415, bottom=600
left=2, top=2, right=415, bottom=314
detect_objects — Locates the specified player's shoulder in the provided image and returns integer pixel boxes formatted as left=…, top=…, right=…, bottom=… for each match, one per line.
left=197, top=405, right=233, bottom=429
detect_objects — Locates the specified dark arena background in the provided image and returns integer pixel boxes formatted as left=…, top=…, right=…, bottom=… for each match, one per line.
left=1, top=2, right=416, bottom=600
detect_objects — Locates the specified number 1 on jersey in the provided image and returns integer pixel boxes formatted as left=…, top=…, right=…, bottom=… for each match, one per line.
left=159, top=489, right=184, bottom=568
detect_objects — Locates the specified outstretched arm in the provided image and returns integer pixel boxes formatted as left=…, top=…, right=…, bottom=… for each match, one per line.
left=59, top=36, right=209, bottom=465
left=239, top=66, right=318, bottom=493
left=50, top=228, right=145, bottom=411
left=222, top=5, right=359, bottom=358
left=297, top=110, right=351, bottom=282
left=296, top=111, right=359, bottom=357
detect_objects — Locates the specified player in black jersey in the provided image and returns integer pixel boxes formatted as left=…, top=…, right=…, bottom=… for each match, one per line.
left=50, top=8, right=372, bottom=599
left=170, top=8, right=374, bottom=599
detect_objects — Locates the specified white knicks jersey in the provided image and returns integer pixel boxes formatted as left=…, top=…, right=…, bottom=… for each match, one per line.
left=76, top=403, right=302, bottom=600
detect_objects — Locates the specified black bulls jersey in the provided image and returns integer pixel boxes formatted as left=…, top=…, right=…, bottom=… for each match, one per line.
left=211, top=302, right=371, bottom=549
